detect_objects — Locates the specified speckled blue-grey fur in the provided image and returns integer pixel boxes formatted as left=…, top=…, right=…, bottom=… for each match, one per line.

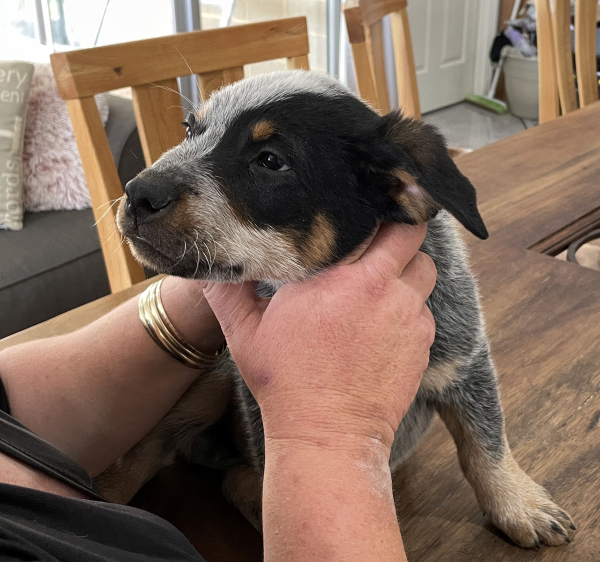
left=107, top=70, right=575, bottom=547
left=235, top=211, right=505, bottom=476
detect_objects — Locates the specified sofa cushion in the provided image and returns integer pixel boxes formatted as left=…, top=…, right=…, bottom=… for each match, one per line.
left=23, top=63, right=109, bottom=212
left=0, top=209, right=110, bottom=338
left=0, top=61, right=34, bottom=231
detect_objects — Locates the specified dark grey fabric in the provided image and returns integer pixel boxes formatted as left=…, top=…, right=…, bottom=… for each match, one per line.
left=0, top=210, right=110, bottom=339
left=0, top=484, right=206, bottom=562
left=105, top=95, right=145, bottom=188
left=118, top=128, right=146, bottom=189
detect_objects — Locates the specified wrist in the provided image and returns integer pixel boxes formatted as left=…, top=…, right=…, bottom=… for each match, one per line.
left=264, top=430, right=395, bottom=505
left=159, top=276, right=224, bottom=355
left=260, top=392, right=399, bottom=454
left=262, top=410, right=395, bottom=459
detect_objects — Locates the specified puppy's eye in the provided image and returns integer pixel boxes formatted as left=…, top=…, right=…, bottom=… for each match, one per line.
left=182, top=122, right=191, bottom=138
left=182, top=112, right=198, bottom=139
left=256, top=152, right=290, bottom=172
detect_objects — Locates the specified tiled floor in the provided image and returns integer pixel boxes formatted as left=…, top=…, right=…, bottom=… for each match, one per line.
left=422, top=102, right=537, bottom=150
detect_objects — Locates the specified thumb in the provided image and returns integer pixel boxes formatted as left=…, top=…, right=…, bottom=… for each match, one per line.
left=203, top=281, right=265, bottom=341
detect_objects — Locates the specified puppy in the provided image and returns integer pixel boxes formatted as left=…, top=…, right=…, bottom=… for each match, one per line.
left=104, top=70, right=574, bottom=548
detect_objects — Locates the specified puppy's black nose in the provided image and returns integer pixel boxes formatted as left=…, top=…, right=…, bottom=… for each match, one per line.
left=124, top=176, right=177, bottom=224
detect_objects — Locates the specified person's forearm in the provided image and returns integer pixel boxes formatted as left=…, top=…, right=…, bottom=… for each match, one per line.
left=263, top=438, right=407, bottom=562
left=0, top=277, right=223, bottom=476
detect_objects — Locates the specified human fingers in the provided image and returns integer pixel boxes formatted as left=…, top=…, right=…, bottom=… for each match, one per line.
left=352, top=222, right=428, bottom=280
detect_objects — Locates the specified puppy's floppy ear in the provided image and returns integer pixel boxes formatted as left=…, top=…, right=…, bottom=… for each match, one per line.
left=371, top=111, right=488, bottom=240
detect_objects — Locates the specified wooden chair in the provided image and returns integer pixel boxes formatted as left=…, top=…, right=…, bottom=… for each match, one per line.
left=50, top=18, right=310, bottom=294
left=343, top=0, right=420, bottom=118
left=535, top=0, right=598, bottom=124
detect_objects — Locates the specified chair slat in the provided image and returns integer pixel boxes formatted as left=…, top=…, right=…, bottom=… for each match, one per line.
left=535, top=0, right=560, bottom=123
left=287, top=55, right=310, bottom=70
left=51, top=18, right=309, bottom=99
left=390, top=8, right=420, bottom=118
left=131, top=78, right=186, bottom=166
left=552, top=0, right=578, bottom=114
left=344, top=4, right=381, bottom=111
left=368, top=20, right=392, bottom=113
left=575, top=0, right=599, bottom=107
left=359, top=0, right=406, bottom=28
left=66, top=98, right=146, bottom=292
left=198, top=67, right=245, bottom=99
left=345, top=0, right=420, bottom=117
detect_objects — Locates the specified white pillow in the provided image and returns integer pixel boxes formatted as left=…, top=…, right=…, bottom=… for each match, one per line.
left=22, top=63, right=109, bottom=212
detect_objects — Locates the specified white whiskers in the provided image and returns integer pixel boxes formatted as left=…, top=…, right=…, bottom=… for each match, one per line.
left=175, top=47, right=205, bottom=106
left=94, top=196, right=124, bottom=227
left=141, top=79, right=198, bottom=114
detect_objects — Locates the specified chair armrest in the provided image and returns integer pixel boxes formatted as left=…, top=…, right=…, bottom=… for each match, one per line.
left=0, top=278, right=160, bottom=352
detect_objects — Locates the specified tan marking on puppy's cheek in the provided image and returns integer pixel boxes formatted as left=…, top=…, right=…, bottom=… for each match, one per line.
left=156, top=192, right=198, bottom=238
left=420, top=360, right=458, bottom=393
left=183, top=185, right=308, bottom=282
left=297, top=213, right=337, bottom=269
left=391, top=168, right=441, bottom=223
left=122, top=176, right=310, bottom=282
left=251, top=120, right=275, bottom=142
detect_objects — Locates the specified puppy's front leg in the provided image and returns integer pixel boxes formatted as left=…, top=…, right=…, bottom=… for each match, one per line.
left=97, top=358, right=235, bottom=503
left=436, top=342, right=575, bottom=548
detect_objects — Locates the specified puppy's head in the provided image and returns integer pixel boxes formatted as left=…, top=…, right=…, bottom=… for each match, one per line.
left=117, top=70, right=487, bottom=283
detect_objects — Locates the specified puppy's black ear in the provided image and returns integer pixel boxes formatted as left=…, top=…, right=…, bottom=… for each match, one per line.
left=372, top=111, right=488, bottom=240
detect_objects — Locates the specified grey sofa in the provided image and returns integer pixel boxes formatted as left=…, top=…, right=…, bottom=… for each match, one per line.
left=0, top=96, right=145, bottom=339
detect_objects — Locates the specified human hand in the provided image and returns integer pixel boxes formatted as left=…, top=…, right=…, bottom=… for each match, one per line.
left=203, top=223, right=436, bottom=453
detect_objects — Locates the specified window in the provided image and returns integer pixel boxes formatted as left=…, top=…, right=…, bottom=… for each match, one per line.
left=50, top=0, right=174, bottom=48
left=0, top=0, right=174, bottom=54
left=199, top=0, right=327, bottom=73
left=0, top=0, right=331, bottom=103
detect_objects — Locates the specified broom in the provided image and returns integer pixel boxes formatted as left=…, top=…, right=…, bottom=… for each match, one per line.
left=466, top=0, right=522, bottom=114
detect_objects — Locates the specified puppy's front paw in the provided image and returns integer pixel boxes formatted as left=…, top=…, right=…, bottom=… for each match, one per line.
left=482, top=469, right=575, bottom=548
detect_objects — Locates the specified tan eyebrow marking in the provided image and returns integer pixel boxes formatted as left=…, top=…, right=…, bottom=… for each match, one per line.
left=251, top=120, right=275, bottom=142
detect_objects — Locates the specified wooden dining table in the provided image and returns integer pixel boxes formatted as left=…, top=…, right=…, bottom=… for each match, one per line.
left=1, top=102, right=599, bottom=561
left=392, top=102, right=600, bottom=562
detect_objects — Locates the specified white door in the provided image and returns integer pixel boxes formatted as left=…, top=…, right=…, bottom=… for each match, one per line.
left=408, top=0, right=479, bottom=112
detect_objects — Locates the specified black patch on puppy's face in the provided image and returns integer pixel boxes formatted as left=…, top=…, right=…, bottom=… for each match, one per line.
left=117, top=71, right=487, bottom=282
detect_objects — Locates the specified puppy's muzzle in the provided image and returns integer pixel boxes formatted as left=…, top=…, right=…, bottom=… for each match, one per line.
left=124, top=176, right=179, bottom=226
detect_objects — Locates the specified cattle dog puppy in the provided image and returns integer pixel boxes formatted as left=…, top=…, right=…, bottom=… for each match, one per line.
left=104, top=70, right=574, bottom=549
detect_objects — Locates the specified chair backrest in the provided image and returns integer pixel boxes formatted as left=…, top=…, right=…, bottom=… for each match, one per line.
left=51, top=18, right=310, bottom=293
left=343, top=0, right=420, bottom=118
left=535, top=0, right=598, bottom=124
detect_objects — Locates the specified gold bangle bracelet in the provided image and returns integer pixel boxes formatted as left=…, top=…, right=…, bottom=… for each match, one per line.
left=138, top=278, right=227, bottom=369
